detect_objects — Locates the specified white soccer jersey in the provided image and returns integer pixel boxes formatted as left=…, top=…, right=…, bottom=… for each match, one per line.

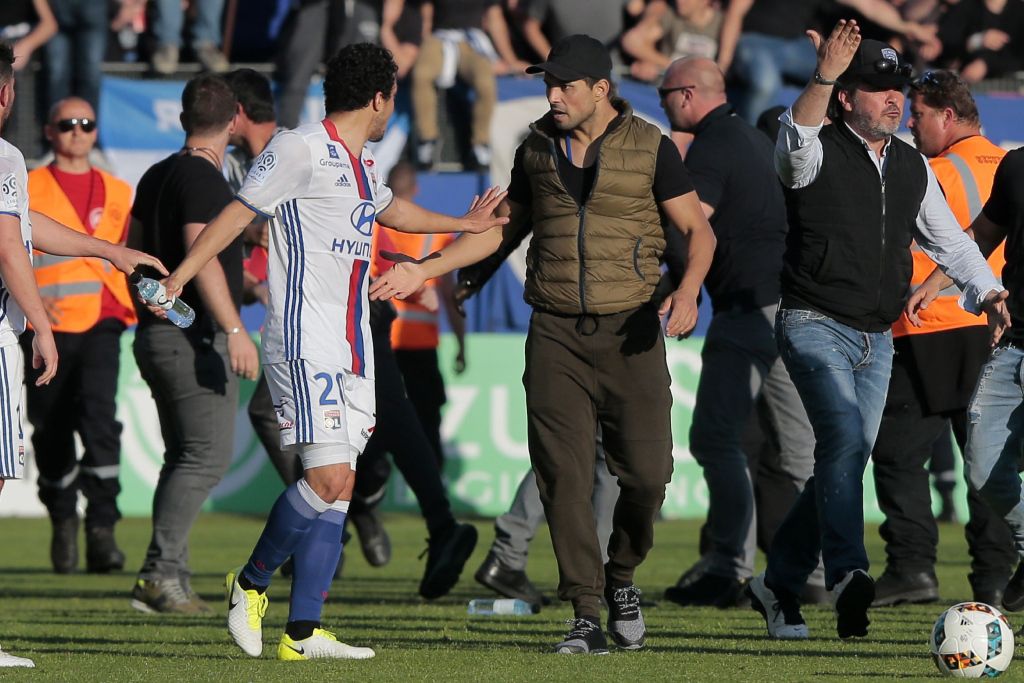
left=237, top=120, right=394, bottom=379
left=0, top=138, right=33, bottom=348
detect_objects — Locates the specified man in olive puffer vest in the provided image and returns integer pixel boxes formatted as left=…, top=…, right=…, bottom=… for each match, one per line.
left=371, top=34, right=716, bottom=654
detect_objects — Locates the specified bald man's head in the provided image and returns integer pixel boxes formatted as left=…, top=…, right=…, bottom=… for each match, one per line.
left=659, top=57, right=727, bottom=133
left=665, top=57, right=725, bottom=96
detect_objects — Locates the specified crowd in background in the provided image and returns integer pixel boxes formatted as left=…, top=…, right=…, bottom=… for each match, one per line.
left=0, top=0, right=1022, bottom=167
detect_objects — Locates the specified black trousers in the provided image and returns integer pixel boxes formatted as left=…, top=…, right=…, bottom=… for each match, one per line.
left=22, top=319, right=125, bottom=528
left=394, top=347, right=447, bottom=467
left=351, top=324, right=455, bottom=538
left=872, top=339, right=1016, bottom=593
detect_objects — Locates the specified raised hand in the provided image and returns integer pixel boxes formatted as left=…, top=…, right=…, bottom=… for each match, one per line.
left=807, top=19, right=862, bottom=82
left=460, top=186, right=510, bottom=234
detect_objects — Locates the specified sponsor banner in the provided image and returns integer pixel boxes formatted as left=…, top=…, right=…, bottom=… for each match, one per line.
left=0, top=332, right=923, bottom=522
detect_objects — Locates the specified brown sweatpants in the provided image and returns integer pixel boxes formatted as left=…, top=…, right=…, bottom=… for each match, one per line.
left=524, top=306, right=674, bottom=618
left=411, top=36, right=496, bottom=146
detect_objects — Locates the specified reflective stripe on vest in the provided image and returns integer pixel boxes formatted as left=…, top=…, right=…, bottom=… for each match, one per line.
left=893, top=137, right=1006, bottom=337
left=945, top=152, right=984, bottom=221
left=28, top=167, right=137, bottom=332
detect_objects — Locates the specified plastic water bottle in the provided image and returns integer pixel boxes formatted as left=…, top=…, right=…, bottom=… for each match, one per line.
left=130, top=271, right=196, bottom=329
left=467, top=598, right=539, bottom=616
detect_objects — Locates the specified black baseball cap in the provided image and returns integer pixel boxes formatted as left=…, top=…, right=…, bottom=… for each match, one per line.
left=839, top=39, right=913, bottom=90
left=526, top=34, right=612, bottom=82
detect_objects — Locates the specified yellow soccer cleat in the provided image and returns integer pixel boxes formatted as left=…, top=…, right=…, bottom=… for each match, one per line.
left=277, top=628, right=375, bottom=661
left=226, top=568, right=268, bottom=657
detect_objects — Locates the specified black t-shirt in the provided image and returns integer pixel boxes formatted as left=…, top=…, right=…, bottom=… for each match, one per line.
left=433, top=0, right=498, bottom=30
left=129, top=153, right=242, bottom=334
left=685, top=103, right=787, bottom=311
left=984, top=148, right=1024, bottom=329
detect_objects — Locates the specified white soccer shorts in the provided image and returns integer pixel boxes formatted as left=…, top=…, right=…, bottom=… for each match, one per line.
left=264, top=360, right=375, bottom=462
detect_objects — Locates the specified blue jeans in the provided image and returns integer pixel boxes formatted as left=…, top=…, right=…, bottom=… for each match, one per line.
left=733, top=32, right=817, bottom=124
left=765, top=309, right=894, bottom=595
left=44, top=0, right=107, bottom=110
left=965, top=344, right=1024, bottom=557
left=153, top=0, right=225, bottom=48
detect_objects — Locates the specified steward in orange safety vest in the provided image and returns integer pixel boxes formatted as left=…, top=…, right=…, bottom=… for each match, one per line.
left=28, top=165, right=137, bottom=331
left=891, top=133, right=1005, bottom=338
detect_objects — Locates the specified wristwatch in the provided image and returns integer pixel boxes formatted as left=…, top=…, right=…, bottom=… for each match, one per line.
left=227, top=326, right=242, bottom=335
left=813, top=71, right=838, bottom=86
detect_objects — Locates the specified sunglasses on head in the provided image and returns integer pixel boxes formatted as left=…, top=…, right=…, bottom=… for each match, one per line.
left=912, top=70, right=947, bottom=88
left=55, top=117, right=96, bottom=133
left=872, top=59, right=913, bottom=78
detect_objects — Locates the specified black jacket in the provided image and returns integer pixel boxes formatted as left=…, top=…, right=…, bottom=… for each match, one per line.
left=781, top=123, right=927, bottom=332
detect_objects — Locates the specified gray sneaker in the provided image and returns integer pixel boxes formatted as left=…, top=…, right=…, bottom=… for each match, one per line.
left=605, top=584, right=646, bottom=649
left=151, top=44, right=179, bottom=75
left=195, top=42, right=229, bottom=73
left=130, top=578, right=205, bottom=614
left=554, top=617, right=609, bottom=655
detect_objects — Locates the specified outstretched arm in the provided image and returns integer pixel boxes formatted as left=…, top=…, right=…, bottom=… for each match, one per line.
left=30, top=210, right=167, bottom=276
left=376, top=186, right=509, bottom=235
left=164, top=200, right=256, bottom=294
left=371, top=198, right=526, bottom=301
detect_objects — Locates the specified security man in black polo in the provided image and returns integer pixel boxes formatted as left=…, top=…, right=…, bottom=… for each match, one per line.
left=657, top=56, right=816, bottom=608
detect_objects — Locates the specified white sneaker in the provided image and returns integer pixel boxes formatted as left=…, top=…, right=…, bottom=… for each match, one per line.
left=746, top=573, right=809, bottom=639
left=0, top=646, right=34, bottom=668
left=277, top=628, right=375, bottom=660
left=226, top=568, right=268, bottom=657
left=832, top=569, right=874, bottom=639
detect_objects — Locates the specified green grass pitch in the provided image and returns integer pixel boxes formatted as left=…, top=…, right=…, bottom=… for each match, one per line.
left=0, top=513, right=1019, bottom=681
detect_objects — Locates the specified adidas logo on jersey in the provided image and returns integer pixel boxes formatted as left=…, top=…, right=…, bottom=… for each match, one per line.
left=335, top=174, right=351, bottom=187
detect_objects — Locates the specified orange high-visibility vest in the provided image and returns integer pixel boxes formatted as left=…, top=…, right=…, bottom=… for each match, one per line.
left=371, top=225, right=456, bottom=350
left=27, top=167, right=138, bottom=332
left=891, top=135, right=1006, bottom=338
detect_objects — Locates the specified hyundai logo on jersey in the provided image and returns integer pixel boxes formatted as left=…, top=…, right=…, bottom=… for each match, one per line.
left=350, top=201, right=375, bottom=237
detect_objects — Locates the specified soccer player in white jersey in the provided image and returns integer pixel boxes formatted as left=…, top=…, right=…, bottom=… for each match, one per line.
left=0, top=43, right=164, bottom=669
left=163, top=43, right=508, bottom=661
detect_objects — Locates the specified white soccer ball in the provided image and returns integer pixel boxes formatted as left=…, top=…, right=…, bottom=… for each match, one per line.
left=930, top=602, right=1014, bottom=678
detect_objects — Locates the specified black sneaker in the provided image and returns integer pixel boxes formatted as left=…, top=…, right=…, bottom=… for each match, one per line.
left=664, top=572, right=748, bottom=608
left=870, top=569, right=938, bottom=607
left=474, top=551, right=549, bottom=606
left=419, top=523, right=478, bottom=599
left=833, top=569, right=874, bottom=639
left=1003, top=562, right=1024, bottom=612
left=605, top=584, right=646, bottom=649
left=85, top=526, right=125, bottom=573
left=554, top=617, right=609, bottom=655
